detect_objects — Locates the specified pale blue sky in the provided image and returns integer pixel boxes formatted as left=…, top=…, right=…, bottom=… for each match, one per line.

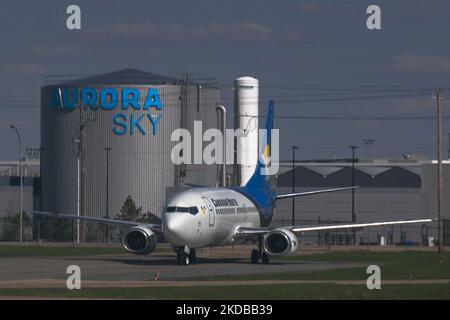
left=1, top=0, right=450, bottom=161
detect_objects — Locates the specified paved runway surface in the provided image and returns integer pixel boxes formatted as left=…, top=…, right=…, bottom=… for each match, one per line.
left=0, top=253, right=363, bottom=283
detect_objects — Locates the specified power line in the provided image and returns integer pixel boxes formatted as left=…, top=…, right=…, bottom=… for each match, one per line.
left=220, top=92, right=434, bottom=104
left=234, top=114, right=450, bottom=121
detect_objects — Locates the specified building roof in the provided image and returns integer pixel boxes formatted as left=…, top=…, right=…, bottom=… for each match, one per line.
left=44, top=68, right=184, bottom=86
left=274, top=158, right=441, bottom=188
left=277, top=166, right=422, bottom=188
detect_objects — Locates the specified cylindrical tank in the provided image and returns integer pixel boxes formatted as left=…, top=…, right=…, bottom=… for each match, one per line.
left=40, top=69, right=220, bottom=241
left=234, top=76, right=259, bottom=186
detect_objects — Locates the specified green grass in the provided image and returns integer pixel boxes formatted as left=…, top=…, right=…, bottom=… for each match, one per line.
left=0, top=245, right=126, bottom=258
left=183, top=251, right=450, bottom=282
left=1, top=284, right=450, bottom=299
left=0, top=244, right=174, bottom=258
left=1, top=249, right=449, bottom=299
left=287, top=251, right=450, bottom=280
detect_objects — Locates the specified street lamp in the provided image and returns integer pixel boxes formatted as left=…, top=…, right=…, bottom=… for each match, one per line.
left=349, top=145, right=358, bottom=245
left=10, top=124, right=23, bottom=242
left=292, top=146, right=299, bottom=226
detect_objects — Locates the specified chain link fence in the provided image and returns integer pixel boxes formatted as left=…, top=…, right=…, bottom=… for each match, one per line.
left=0, top=216, right=127, bottom=243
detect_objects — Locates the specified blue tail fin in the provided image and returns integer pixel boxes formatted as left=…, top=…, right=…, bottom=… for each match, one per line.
left=244, top=100, right=274, bottom=189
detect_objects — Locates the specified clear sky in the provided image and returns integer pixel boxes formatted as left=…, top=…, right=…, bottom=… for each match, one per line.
left=1, top=0, right=450, bottom=161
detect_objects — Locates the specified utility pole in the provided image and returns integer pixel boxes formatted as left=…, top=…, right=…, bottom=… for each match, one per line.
left=74, top=107, right=84, bottom=244
left=448, top=132, right=450, bottom=160
left=292, top=146, right=298, bottom=225
left=60, top=87, right=94, bottom=243
left=350, top=146, right=358, bottom=245
left=77, top=100, right=95, bottom=243
left=104, top=147, right=111, bottom=244
left=80, top=105, right=86, bottom=243
left=434, top=89, right=444, bottom=253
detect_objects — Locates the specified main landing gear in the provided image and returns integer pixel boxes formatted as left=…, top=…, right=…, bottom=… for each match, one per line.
left=251, top=236, right=270, bottom=264
left=176, top=247, right=196, bottom=266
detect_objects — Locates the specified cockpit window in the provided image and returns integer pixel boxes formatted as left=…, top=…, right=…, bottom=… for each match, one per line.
left=166, top=206, right=198, bottom=215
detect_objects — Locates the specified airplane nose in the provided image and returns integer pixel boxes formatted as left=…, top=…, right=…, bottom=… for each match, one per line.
left=165, top=215, right=180, bottom=232
left=163, top=213, right=184, bottom=242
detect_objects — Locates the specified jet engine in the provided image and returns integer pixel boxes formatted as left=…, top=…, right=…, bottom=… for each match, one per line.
left=263, top=229, right=298, bottom=256
left=122, top=226, right=157, bottom=254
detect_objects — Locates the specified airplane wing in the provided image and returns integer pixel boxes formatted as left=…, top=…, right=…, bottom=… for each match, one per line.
left=275, top=186, right=358, bottom=200
left=32, top=210, right=162, bottom=233
left=235, top=218, right=433, bottom=239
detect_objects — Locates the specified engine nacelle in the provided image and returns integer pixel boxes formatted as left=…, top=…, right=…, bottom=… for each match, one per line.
left=263, top=229, right=298, bottom=256
left=122, top=226, right=157, bottom=255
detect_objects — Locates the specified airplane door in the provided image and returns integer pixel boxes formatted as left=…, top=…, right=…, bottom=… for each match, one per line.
left=202, top=197, right=215, bottom=227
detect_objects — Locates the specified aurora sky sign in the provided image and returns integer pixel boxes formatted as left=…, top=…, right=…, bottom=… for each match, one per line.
left=52, top=87, right=163, bottom=136
left=51, top=87, right=279, bottom=172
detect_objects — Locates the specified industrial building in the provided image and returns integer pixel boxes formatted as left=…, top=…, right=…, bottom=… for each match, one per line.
left=2, top=156, right=448, bottom=244
left=273, top=159, right=450, bottom=245
left=0, top=157, right=39, bottom=240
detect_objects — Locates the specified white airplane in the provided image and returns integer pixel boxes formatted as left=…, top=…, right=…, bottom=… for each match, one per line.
left=33, top=101, right=432, bottom=265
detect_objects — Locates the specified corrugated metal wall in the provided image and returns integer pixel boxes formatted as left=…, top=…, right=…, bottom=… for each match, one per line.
left=274, top=187, right=423, bottom=222
left=422, top=163, right=450, bottom=220
left=41, top=83, right=219, bottom=232
left=273, top=186, right=427, bottom=243
left=0, top=186, right=33, bottom=218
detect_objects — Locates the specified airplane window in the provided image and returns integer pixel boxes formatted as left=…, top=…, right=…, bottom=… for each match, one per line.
left=167, top=206, right=198, bottom=214
left=189, top=207, right=199, bottom=215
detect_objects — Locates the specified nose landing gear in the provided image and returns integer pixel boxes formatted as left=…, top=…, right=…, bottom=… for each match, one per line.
left=176, top=247, right=196, bottom=265
left=251, top=237, right=270, bottom=264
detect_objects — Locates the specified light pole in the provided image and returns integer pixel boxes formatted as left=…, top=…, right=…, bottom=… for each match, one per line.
left=10, top=125, right=23, bottom=242
left=104, top=147, right=111, bottom=244
left=292, top=146, right=299, bottom=226
left=350, top=145, right=358, bottom=245
left=433, top=89, right=444, bottom=253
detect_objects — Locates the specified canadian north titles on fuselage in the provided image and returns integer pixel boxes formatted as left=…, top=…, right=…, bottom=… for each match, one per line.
left=210, top=198, right=238, bottom=207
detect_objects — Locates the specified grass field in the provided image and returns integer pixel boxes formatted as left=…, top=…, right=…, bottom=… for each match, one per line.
left=0, top=245, right=173, bottom=258
left=0, top=245, right=125, bottom=257
left=179, top=251, right=450, bottom=282
left=1, top=283, right=450, bottom=299
left=1, top=246, right=449, bottom=299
